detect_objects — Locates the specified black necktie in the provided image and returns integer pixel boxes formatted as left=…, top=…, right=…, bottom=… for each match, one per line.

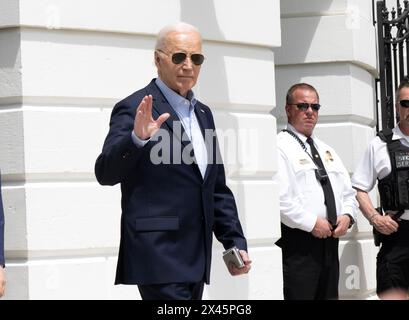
left=306, top=137, right=337, bottom=227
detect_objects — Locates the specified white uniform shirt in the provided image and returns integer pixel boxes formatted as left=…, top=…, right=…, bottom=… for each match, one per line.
left=351, top=126, right=409, bottom=220
left=274, top=124, right=357, bottom=232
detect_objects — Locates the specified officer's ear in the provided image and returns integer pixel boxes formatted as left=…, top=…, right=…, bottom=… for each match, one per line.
left=285, top=104, right=291, bottom=117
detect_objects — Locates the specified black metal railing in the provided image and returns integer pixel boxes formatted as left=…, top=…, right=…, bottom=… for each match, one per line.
left=376, top=0, right=409, bottom=130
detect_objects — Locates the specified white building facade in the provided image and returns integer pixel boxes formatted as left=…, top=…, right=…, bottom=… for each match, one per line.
left=0, top=0, right=379, bottom=299
left=273, top=0, right=379, bottom=299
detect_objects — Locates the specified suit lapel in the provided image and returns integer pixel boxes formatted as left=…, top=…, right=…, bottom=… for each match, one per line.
left=146, top=80, right=215, bottom=183
left=148, top=81, right=190, bottom=148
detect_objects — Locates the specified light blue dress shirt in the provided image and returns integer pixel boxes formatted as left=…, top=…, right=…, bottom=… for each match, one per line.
left=131, top=78, right=208, bottom=178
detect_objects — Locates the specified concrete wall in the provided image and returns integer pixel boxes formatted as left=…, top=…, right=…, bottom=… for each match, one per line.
left=273, top=0, right=378, bottom=299
left=0, top=0, right=282, bottom=299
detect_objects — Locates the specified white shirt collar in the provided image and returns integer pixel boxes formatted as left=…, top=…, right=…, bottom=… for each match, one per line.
left=286, top=123, right=317, bottom=145
left=393, top=125, right=409, bottom=144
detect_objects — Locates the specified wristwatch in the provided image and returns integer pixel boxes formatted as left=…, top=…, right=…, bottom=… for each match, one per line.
left=344, top=214, right=355, bottom=229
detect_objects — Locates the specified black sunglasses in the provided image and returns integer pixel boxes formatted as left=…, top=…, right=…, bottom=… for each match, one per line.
left=288, top=103, right=321, bottom=111
left=400, top=100, right=409, bottom=108
left=157, top=49, right=205, bottom=66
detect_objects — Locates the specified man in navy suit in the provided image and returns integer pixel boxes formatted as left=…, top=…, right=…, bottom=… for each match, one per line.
left=95, top=22, right=251, bottom=300
left=0, top=171, right=6, bottom=298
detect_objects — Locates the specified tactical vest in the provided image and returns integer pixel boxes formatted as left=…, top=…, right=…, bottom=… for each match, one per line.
left=377, top=128, right=409, bottom=211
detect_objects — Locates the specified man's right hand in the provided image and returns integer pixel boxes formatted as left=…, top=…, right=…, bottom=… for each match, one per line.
left=134, top=95, right=170, bottom=140
left=372, top=213, right=399, bottom=235
left=311, top=217, right=333, bottom=238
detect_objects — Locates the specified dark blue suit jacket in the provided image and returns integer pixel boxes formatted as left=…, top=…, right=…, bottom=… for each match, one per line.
left=95, top=79, right=247, bottom=285
left=0, top=171, right=5, bottom=267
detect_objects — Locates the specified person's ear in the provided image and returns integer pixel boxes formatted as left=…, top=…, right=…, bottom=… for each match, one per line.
left=285, top=104, right=291, bottom=117
left=154, top=52, right=160, bottom=66
left=396, top=105, right=401, bottom=121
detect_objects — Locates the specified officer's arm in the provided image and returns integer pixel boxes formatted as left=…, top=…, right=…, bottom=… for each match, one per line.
left=354, top=188, right=379, bottom=223
left=355, top=187, right=399, bottom=234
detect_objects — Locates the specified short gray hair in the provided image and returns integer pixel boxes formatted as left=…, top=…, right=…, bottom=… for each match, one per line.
left=155, top=22, right=201, bottom=50
left=286, top=83, right=319, bottom=105
left=395, top=76, right=409, bottom=106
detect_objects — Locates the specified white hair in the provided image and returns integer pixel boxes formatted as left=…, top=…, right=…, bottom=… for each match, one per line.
left=155, top=22, right=201, bottom=50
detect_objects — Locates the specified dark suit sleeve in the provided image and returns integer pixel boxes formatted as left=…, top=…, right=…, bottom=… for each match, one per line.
left=213, top=163, right=247, bottom=251
left=95, top=100, right=146, bottom=186
left=0, top=172, right=5, bottom=267
left=207, top=110, right=247, bottom=251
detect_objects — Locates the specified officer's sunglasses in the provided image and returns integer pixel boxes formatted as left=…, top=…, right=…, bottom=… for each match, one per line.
left=399, top=100, right=409, bottom=108
left=156, top=49, right=205, bottom=66
left=288, top=103, right=321, bottom=111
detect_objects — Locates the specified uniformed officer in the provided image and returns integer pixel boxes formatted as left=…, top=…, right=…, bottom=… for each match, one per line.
left=274, top=83, right=357, bottom=300
left=352, top=79, right=409, bottom=300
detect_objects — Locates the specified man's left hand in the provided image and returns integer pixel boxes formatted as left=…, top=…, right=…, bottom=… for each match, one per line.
left=332, top=215, right=351, bottom=238
left=227, top=250, right=252, bottom=276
